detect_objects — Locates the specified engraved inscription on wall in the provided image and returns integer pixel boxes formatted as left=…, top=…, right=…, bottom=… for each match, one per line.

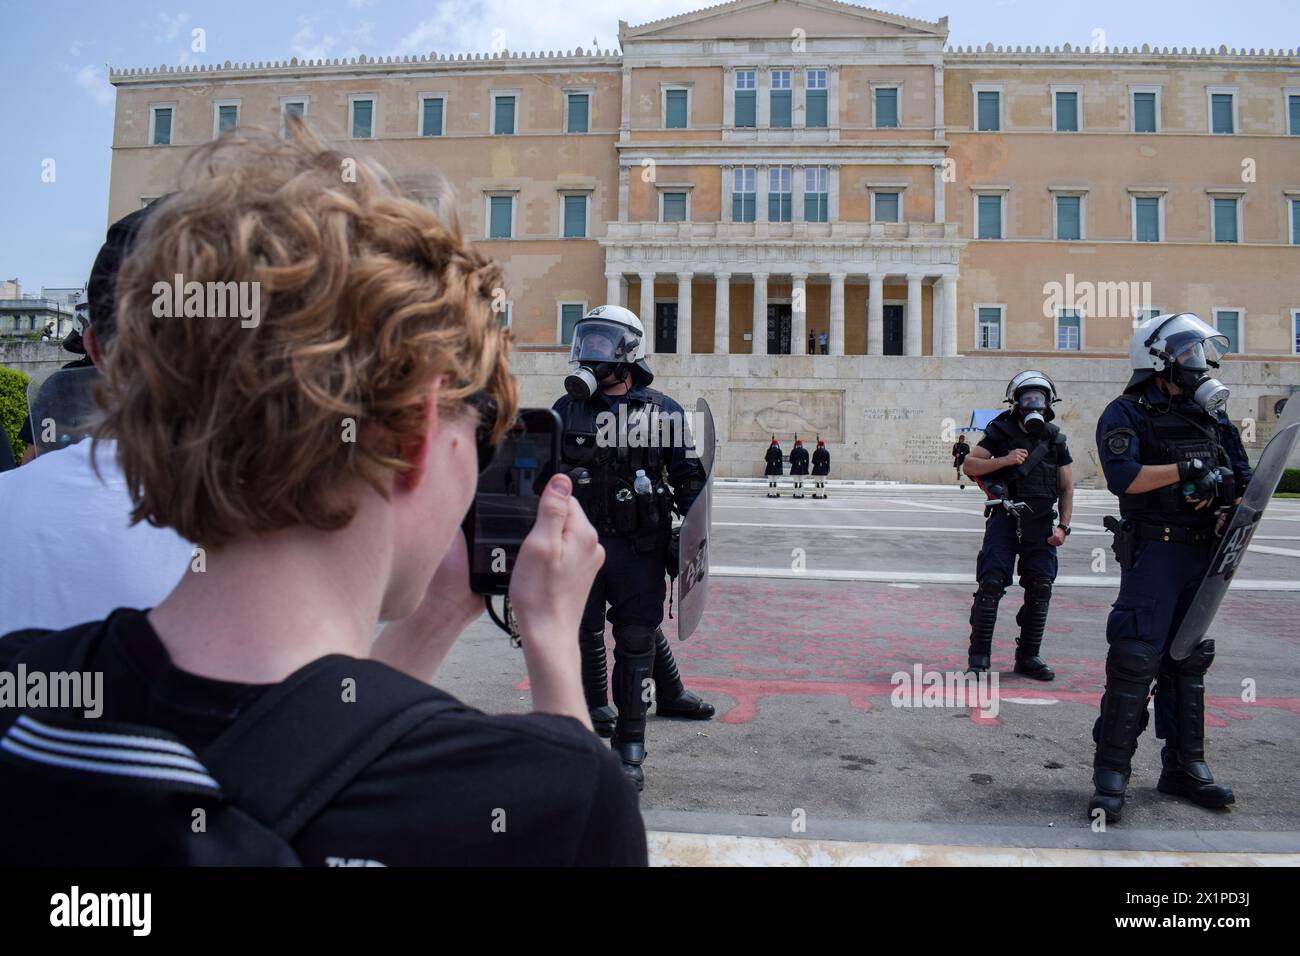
left=729, top=389, right=845, bottom=443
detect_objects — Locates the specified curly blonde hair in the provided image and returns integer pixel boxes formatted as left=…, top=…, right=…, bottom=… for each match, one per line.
left=99, top=123, right=517, bottom=546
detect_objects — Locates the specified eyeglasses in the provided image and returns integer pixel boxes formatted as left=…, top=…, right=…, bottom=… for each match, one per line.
left=463, top=390, right=501, bottom=475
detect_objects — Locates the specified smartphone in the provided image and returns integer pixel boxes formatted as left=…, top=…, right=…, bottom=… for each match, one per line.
left=462, top=408, right=563, bottom=595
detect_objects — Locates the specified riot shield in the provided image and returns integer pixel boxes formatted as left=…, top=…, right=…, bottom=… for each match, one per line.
left=26, top=367, right=102, bottom=456
left=1170, top=394, right=1300, bottom=660
left=675, top=397, right=715, bottom=641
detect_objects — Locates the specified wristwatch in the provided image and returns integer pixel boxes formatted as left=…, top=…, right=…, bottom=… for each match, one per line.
left=1056, top=524, right=1071, bottom=537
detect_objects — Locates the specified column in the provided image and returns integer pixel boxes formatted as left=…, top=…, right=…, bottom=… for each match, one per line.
left=930, top=275, right=943, bottom=356
left=639, top=272, right=656, bottom=353
left=867, top=272, right=884, bottom=355
left=905, top=274, right=923, bottom=356
left=791, top=165, right=805, bottom=223
left=933, top=165, right=945, bottom=224
left=829, top=272, right=845, bottom=355
left=752, top=272, right=769, bottom=355
left=618, top=166, right=630, bottom=222
left=676, top=272, right=692, bottom=354
left=756, top=165, right=769, bottom=222
left=714, top=273, right=731, bottom=354
left=757, top=66, right=771, bottom=127
left=605, top=272, right=622, bottom=308
left=941, top=273, right=958, bottom=356
left=721, top=164, right=734, bottom=223
left=791, top=273, right=808, bottom=355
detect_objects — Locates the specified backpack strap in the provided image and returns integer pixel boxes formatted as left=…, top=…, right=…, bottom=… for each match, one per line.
left=201, top=655, right=459, bottom=842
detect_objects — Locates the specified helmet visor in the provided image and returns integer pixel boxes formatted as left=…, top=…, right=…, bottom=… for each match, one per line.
left=1167, top=329, right=1230, bottom=369
left=568, top=319, right=639, bottom=365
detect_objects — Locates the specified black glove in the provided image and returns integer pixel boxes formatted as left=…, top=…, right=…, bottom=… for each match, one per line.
left=1184, top=466, right=1228, bottom=504
left=1178, top=458, right=1210, bottom=483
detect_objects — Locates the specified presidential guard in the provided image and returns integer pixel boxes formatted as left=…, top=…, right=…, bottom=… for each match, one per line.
left=961, top=371, right=1075, bottom=681
left=1089, top=313, right=1251, bottom=823
left=764, top=436, right=784, bottom=497
left=554, top=305, right=714, bottom=790
left=789, top=436, right=810, bottom=498
left=811, top=436, right=831, bottom=498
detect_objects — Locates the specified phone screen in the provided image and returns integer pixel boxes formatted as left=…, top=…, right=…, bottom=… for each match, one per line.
left=463, top=408, right=562, bottom=595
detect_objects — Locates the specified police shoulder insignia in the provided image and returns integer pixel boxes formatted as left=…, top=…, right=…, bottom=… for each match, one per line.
left=1105, top=427, right=1136, bottom=455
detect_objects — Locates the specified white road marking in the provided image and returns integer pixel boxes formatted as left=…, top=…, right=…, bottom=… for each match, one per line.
left=711, top=565, right=1300, bottom=591
left=1001, top=697, right=1060, bottom=705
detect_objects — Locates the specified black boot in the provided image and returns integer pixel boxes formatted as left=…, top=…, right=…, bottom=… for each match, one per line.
left=967, top=573, right=1004, bottom=672
left=578, top=627, right=616, bottom=738
left=1156, top=641, right=1234, bottom=810
left=1089, top=639, right=1159, bottom=824
left=1013, top=577, right=1055, bottom=681
left=611, top=627, right=656, bottom=791
left=653, top=629, right=715, bottom=720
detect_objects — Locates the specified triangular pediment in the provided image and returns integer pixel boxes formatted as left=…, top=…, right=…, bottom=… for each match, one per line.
left=622, top=0, right=947, bottom=42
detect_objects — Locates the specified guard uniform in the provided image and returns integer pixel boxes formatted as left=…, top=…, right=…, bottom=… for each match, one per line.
left=764, top=438, right=784, bottom=497
left=811, top=438, right=831, bottom=498
left=789, top=438, right=810, bottom=498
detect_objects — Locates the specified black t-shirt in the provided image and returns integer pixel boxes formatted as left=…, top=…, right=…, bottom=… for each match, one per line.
left=0, top=610, right=648, bottom=867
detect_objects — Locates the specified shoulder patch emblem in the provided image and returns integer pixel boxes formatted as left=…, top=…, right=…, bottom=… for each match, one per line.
left=1105, top=427, right=1136, bottom=456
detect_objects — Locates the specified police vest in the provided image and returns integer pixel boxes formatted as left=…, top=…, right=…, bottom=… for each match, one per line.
left=561, top=391, right=672, bottom=538
left=985, top=413, right=1063, bottom=501
left=1116, top=393, right=1230, bottom=524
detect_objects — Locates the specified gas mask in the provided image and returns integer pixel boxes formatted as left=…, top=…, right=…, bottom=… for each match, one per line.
left=1016, top=388, right=1050, bottom=436
left=1169, top=345, right=1229, bottom=416
left=564, top=362, right=625, bottom=401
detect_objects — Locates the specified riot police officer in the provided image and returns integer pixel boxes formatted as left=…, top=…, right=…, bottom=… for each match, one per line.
left=1089, top=313, right=1251, bottom=823
left=811, top=436, right=831, bottom=498
left=789, top=436, right=810, bottom=498
left=962, top=371, right=1074, bottom=681
left=554, top=305, right=714, bottom=789
left=765, top=436, right=784, bottom=497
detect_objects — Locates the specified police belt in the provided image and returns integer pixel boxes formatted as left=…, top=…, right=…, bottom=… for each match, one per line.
left=1131, top=521, right=1218, bottom=547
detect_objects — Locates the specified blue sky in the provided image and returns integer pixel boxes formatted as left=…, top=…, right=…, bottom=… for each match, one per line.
left=4, top=0, right=1298, bottom=289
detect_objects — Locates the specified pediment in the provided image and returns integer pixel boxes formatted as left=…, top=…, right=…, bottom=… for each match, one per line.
left=622, top=0, right=947, bottom=42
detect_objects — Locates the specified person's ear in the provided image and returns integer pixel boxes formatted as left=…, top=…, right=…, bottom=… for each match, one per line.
left=83, top=326, right=103, bottom=367
left=398, top=388, right=440, bottom=493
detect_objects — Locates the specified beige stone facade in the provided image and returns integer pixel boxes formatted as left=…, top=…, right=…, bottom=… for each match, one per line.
left=103, top=0, right=1300, bottom=477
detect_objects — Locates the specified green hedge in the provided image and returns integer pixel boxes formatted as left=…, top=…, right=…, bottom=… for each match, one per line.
left=1280, top=468, right=1300, bottom=494
left=0, top=366, right=31, bottom=461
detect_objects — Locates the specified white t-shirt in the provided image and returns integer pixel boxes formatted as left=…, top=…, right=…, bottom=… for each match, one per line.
left=0, top=439, right=194, bottom=633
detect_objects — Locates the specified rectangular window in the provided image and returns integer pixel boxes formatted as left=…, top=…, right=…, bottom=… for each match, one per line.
left=735, top=70, right=756, bottom=128
left=351, top=98, right=373, bottom=139
left=1056, top=195, right=1081, bottom=240
left=1133, top=91, right=1157, bottom=132
left=977, top=90, right=1000, bottom=131
left=1292, top=199, right=1300, bottom=244
left=151, top=106, right=172, bottom=145
left=216, top=103, right=238, bottom=134
left=665, top=89, right=688, bottom=129
left=732, top=167, right=756, bottom=222
left=978, top=307, right=1003, bottom=350
left=804, top=167, right=828, bottom=222
left=1213, top=197, right=1238, bottom=242
left=1135, top=197, right=1161, bottom=242
left=875, top=87, right=899, bottom=128
left=1290, top=94, right=1300, bottom=135
left=493, top=95, right=516, bottom=135
left=1293, top=310, right=1300, bottom=355
left=806, top=70, right=827, bottom=128
left=1214, top=310, right=1240, bottom=353
left=562, top=195, right=587, bottom=238
left=770, top=71, right=792, bottom=128
left=560, top=303, right=584, bottom=345
left=1211, top=92, right=1234, bottom=134
left=874, top=191, right=900, bottom=223
left=661, top=192, right=687, bottom=223
left=1057, top=310, right=1082, bottom=350
left=1055, top=91, right=1079, bottom=131
left=421, top=96, right=444, bottom=136
left=282, top=99, right=306, bottom=136
left=767, top=167, right=792, bottom=222
left=977, top=194, right=1002, bottom=239
left=488, top=196, right=513, bottom=239
left=566, top=93, right=589, bottom=134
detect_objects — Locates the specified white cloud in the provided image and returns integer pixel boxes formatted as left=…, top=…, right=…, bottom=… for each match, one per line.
left=290, top=15, right=339, bottom=61
left=155, top=12, right=191, bottom=43
left=348, top=0, right=377, bottom=8
left=73, top=63, right=115, bottom=110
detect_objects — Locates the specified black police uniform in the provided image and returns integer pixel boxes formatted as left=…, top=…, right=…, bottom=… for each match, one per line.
left=952, top=440, right=970, bottom=484
left=811, top=442, right=830, bottom=497
left=1090, top=380, right=1251, bottom=819
left=968, top=411, right=1072, bottom=678
left=789, top=441, right=810, bottom=497
left=553, top=385, right=706, bottom=785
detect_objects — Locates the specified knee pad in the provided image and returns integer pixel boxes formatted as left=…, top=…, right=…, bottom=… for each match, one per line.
left=1106, top=638, right=1161, bottom=684
left=1171, top=639, right=1215, bottom=677
left=976, top=572, right=1008, bottom=599
left=1024, top=576, right=1053, bottom=603
left=613, top=624, right=655, bottom=656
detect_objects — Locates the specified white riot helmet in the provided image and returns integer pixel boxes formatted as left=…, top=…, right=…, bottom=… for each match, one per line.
left=1005, top=370, right=1059, bottom=435
left=1128, top=313, right=1230, bottom=415
left=564, top=304, right=653, bottom=399
left=63, top=288, right=91, bottom=355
